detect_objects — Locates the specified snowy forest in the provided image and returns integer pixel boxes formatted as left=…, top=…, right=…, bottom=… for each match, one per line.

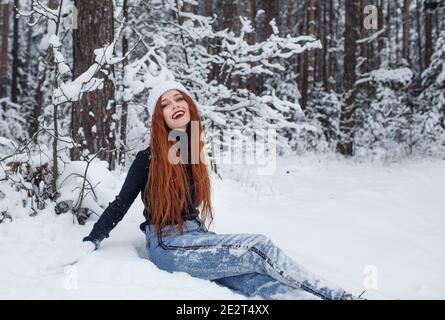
left=0, top=0, right=444, bottom=300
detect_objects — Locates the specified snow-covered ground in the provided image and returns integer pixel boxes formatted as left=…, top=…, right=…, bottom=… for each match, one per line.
left=0, top=155, right=444, bottom=299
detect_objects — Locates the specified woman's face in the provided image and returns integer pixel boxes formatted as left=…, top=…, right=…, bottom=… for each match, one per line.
left=161, top=90, right=191, bottom=131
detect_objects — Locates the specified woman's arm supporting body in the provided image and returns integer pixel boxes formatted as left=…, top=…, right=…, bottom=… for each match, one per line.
left=83, top=148, right=149, bottom=249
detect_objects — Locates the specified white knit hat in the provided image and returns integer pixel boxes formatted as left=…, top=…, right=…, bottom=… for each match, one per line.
left=147, top=80, right=191, bottom=116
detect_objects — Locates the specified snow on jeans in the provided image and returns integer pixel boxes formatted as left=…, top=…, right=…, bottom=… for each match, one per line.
left=145, top=218, right=346, bottom=300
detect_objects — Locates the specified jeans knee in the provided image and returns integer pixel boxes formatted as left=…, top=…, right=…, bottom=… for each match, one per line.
left=249, top=234, right=275, bottom=258
left=255, top=234, right=273, bottom=247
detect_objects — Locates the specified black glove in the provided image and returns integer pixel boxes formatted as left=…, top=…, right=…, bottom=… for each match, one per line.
left=82, top=236, right=101, bottom=251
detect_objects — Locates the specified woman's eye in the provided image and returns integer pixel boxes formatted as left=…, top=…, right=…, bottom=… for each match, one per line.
left=177, top=97, right=184, bottom=102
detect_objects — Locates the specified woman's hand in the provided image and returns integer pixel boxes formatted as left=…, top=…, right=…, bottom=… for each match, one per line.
left=44, top=237, right=99, bottom=272
left=82, top=236, right=100, bottom=251
left=81, top=240, right=97, bottom=253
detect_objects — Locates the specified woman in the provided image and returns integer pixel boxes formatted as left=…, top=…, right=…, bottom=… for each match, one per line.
left=82, top=80, right=360, bottom=300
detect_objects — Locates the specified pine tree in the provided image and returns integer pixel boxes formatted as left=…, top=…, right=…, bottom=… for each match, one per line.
left=419, top=30, right=445, bottom=154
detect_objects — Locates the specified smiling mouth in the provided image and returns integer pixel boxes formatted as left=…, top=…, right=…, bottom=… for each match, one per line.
left=172, top=110, right=185, bottom=120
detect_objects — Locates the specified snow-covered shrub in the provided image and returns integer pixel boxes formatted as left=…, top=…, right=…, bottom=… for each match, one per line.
left=355, top=67, right=415, bottom=160
left=419, top=30, right=445, bottom=156
left=0, top=153, right=53, bottom=220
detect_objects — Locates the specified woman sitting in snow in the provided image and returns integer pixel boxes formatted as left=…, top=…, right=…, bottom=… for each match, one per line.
left=82, top=80, right=362, bottom=300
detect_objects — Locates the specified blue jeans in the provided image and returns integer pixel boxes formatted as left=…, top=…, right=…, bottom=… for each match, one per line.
left=145, top=218, right=346, bottom=300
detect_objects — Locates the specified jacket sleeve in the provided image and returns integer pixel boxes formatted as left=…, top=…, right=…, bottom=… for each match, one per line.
left=82, top=149, right=149, bottom=246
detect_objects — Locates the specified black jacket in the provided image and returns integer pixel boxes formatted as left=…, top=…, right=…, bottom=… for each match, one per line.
left=83, top=147, right=199, bottom=248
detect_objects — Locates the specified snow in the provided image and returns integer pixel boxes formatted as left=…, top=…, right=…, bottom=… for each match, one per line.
left=52, top=63, right=105, bottom=105
left=51, top=26, right=125, bottom=106
left=0, top=155, right=444, bottom=299
left=0, top=137, right=14, bottom=147
left=56, top=158, right=119, bottom=214
left=370, top=67, right=414, bottom=86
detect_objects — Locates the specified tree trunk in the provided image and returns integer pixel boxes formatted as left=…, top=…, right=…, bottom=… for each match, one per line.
left=402, top=0, right=410, bottom=65
left=368, top=0, right=375, bottom=72
left=337, top=0, right=360, bottom=156
left=328, top=0, right=337, bottom=90
left=0, top=2, right=9, bottom=98
left=358, top=0, right=368, bottom=75
left=321, top=0, right=328, bottom=89
left=215, top=0, right=240, bottom=89
left=300, top=0, right=317, bottom=109
left=179, top=0, right=192, bottom=25
left=202, top=0, right=213, bottom=21
left=24, top=9, right=32, bottom=93
left=249, top=0, right=257, bottom=94
left=298, top=0, right=308, bottom=109
left=72, top=0, right=116, bottom=170
left=29, top=0, right=59, bottom=140
left=50, top=1, right=65, bottom=201
left=202, top=0, right=219, bottom=84
left=377, top=0, right=385, bottom=62
left=219, top=0, right=240, bottom=36
left=286, top=0, right=294, bottom=35
left=30, top=67, right=46, bottom=141
left=47, top=0, right=58, bottom=9
left=386, top=0, right=392, bottom=65
left=358, top=0, right=372, bottom=85
left=434, top=4, right=440, bottom=40
left=243, top=0, right=257, bottom=93
left=11, top=0, right=19, bottom=102
left=416, top=0, right=423, bottom=71
left=394, top=0, right=400, bottom=62
left=425, top=8, right=433, bottom=67
left=119, top=0, right=129, bottom=166
left=264, top=0, right=278, bottom=37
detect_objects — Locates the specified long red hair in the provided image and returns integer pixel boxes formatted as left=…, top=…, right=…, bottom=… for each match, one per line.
left=143, top=90, right=214, bottom=239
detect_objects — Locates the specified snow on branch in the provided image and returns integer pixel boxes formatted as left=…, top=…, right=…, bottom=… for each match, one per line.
left=17, top=0, right=59, bottom=23
left=122, top=45, right=176, bottom=102
left=370, top=67, right=413, bottom=87
left=52, top=25, right=127, bottom=106
left=49, top=35, right=70, bottom=76
left=216, top=16, right=322, bottom=79
left=356, top=28, right=386, bottom=44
